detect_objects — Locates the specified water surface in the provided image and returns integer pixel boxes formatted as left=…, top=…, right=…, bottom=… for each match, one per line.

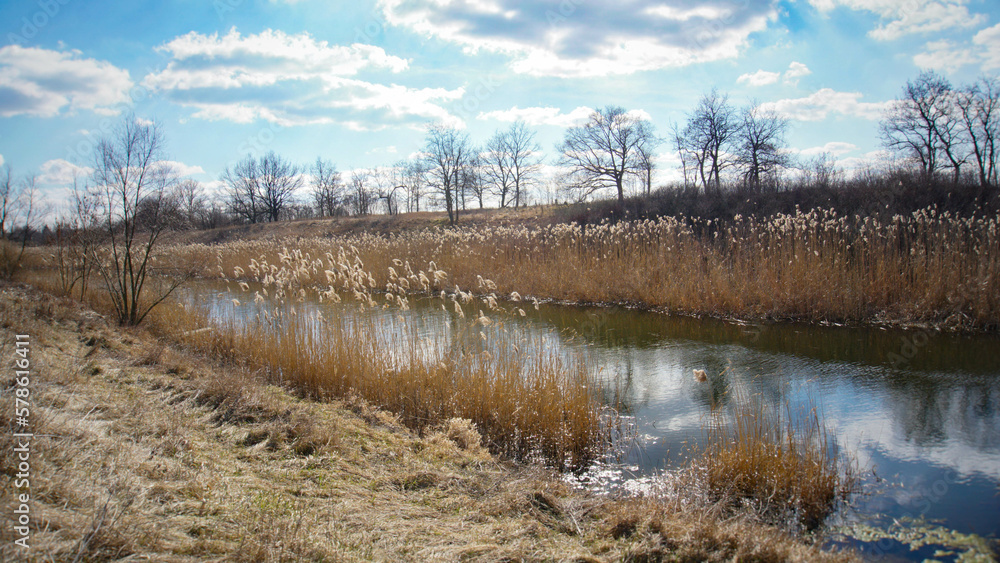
left=185, top=281, right=1000, bottom=560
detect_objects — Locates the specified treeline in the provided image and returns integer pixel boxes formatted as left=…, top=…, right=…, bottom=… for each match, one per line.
left=194, top=70, right=998, bottom=228
left=5, top=71, right=999, bottom=245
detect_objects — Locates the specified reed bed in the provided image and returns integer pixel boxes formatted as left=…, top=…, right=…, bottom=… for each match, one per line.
left=165, top=206, right=1000, bottom=330
left=131, top=245, right=614, bottom=470
left=690, top=388, right=859, bottom=531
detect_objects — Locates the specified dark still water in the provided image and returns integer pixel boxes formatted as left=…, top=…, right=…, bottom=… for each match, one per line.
left=187, top=281, right=1000, bottom=561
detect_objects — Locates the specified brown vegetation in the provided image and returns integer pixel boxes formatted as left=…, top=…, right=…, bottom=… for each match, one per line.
left=0, top=283, right=858, bottom=561
left=161, top=204, right=1000, bottom=330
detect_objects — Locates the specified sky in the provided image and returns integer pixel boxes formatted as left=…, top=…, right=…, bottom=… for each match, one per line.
left=1, top=0, right=999, bottom=210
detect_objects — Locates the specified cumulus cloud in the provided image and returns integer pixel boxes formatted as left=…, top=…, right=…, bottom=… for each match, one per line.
left=737, top=70, right=781, bottom=86
left=807, top=0, right=986, bottom=41
left=738, top=62, right=811, bottom=87
left=477, top=106, right=650, bottom=128
left=379, top=0, right=777, bottom=77
left=761, top=88, right=889, bottom=121
left=160, top=161, right=206, bottom=177
left=783, top=61, right=812, bottom=84
left=0, top=45, right=132, bottom=117
left=142, top=28, right=464, bottom=129
left=0, top=154, right=4, bottom=167
left=915, top=23, right=1000, bottom=71
left=38, top=159, right=93, bottom=186
left=478, top=106, right=593, bottom=127
left=793, top=141, right=859, bottom=157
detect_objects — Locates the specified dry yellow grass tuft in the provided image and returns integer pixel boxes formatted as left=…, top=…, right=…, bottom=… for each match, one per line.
left=690, top=387, right=859, bottom=531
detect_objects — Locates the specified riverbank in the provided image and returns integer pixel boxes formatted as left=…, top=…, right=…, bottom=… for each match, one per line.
left=0, top=282, right=857, bottom=562
left=157, top=204, right=1000, bottom=332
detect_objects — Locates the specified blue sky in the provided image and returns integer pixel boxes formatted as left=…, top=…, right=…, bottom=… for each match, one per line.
left=1, top=0, right=999, bottom=208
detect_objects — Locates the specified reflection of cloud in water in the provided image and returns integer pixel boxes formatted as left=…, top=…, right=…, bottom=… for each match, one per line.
left=185, top=280, right=1000, bottom=540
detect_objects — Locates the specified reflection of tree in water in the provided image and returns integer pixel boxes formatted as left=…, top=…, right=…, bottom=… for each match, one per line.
left=596, top=351, right=646, bottom=416
left=523, top=300, right=1000, bottom=376
left=884, top=374, right=1000, bottom=451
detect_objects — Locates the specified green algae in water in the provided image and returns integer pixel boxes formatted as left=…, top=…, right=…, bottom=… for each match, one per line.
left=834, top=517, right=997, bottom=562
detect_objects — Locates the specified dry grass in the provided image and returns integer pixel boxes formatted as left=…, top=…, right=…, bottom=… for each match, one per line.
left=0, top=283, right=859, bottom=562
left=154, top=206, right=1000, bottom=331
left=690, top=388, right=859, bottom=531
left=156, top=291, right=609, bottom=470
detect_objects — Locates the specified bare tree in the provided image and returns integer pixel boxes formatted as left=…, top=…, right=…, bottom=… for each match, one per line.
left=557, top=106, right=657, bottom=206
left=348, top=169, right=374, bottom=216
left=483, top=120, right=542, bottom=208
left=679, top=89, right=739, bottom=194
left=399, top=158, right=426, bottom=213
left=671, top=121, right=697, bottom=189
left=311, top=157, right=344, bottom=217
left=736, top=103, right=790, bottom=193
left=0, top=166, right=38, bottom=279
left=258, top=151, right=302, bottom=222
left=423, top=125, right=471, bottom=225
left=461, top=152, right=487, bottom=209
left=222, top=156, right=262, bottom=223
left=799, top=152, right=844, bottom=189
left=222, top=151, right=301, bottom=223
left=956, top=77, right=1000, bottom=188
left=881, top=71, right=967, bottom=183
left=635, top=121, right=661, bottom=195
left=52, top=176, right=100, bottom=298
left=174, top=179, right=207, bottom=229
left=369, top=166, right=404, bottom=215
left=89, top=115, right=187, bottom=326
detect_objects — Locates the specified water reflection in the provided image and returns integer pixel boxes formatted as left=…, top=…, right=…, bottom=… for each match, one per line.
left=182, top=281, right=1000, bottom=550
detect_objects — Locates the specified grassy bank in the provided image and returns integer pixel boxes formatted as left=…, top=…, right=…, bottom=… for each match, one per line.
left=162, top=205, right=999, bottom=330
left=0, top=283, right=858, bottom=561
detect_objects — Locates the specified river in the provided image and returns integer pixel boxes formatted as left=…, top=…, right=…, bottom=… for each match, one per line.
left=185, top=280, right=1000, bottom=561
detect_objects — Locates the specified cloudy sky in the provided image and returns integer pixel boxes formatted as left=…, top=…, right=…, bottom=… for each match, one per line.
left=1, top=0, right=998, bottom=206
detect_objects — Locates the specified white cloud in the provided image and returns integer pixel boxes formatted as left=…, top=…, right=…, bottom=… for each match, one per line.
left=738, top=62, right=811, bottom=88
left=783, top=61, right=812, bottom=85
left=143, top=28, right=463, bottom=129
left=200, top=179, right=227, bottom=198
left=477, top=106, right=651, bottom=128
left=793, top=141, right=859, bottom=157
left=478, top=106, right=594, bottom=127
left=160, top=161, right=206, bottom=177
left=737, top=70, right=781, bottom=86
left=785, top=61, right=812, bottom=78
left=0, top=45, right=132, bottom=117
left=38, top=159, right=93, bottom=186
left=977, top=23, right=1000, bottom=71
left=761, top=88, right=890, bottom=121
left=807, top=0, right=986, bottom=41
left=0, top=154, right=4, bottom=167
left=913, top=23, right=1000, bottom=72
left=379, top=0, right=777, bottom=77
left=145, top=28, right=408, bottom=91
left=835, top=150, right=892, bottom=173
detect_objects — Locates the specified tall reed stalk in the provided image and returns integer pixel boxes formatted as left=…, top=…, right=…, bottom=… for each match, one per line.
left=692, top=387, right=858, bottom=530
left=166, top=206, right=1000, bottom=329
